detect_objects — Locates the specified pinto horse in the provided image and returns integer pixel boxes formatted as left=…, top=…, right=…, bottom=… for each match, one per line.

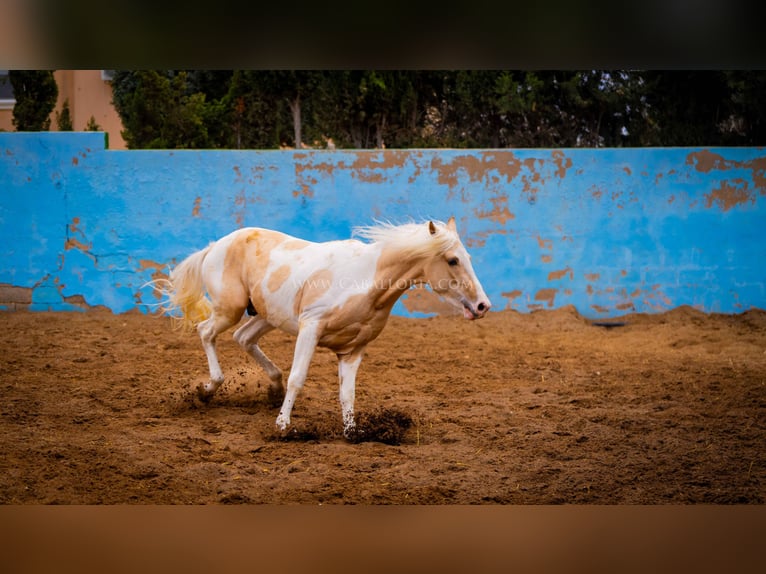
left=162, top=217, right=491, bottom=436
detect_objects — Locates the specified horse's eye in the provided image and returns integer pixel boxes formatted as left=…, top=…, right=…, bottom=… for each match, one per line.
left=447, top=257, right=459, bottom=266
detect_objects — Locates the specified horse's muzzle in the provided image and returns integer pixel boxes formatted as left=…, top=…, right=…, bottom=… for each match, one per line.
left=462, top=299, right=491, bottom=320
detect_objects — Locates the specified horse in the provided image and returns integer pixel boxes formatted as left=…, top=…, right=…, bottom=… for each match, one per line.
left=160, top=217, right=491, bottom=437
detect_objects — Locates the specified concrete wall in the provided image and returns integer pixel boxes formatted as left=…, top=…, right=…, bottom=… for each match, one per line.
left=1, top=132, right=764, bottom=317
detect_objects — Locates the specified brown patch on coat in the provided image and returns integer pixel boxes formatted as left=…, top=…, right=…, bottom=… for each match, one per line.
left=241, top=229, right=291, bottom=319
left=267, top=265, right=292, bottom=293
left=282, top=239, right=310, bottom=251
left=293, top=269, right=333, bottom=317
left=215, top=233, right=252, bottom=322
left=245, top=229, right=286, bottom=258
left=317, top=244, right=429, bottom=353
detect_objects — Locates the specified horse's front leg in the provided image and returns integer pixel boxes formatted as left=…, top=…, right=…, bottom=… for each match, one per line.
left=275, top=321, right=321, bottom=431
left=337, top=347, right=365, bottom=438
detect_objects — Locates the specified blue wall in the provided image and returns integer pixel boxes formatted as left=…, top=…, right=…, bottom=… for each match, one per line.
left=1, top=132, right=764, bottom=317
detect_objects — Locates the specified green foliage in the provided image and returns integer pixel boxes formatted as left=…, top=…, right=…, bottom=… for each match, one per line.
left=108, top=70, right=766, bottom=149
left=640, top=71, right=730, bottom=146
left=56, top=99, right=74, bottom=131
left=111, top=70, right=227, bottom=149
left=85, top=116, right=101, bottom=131
left=223, top=71, right=286, bottom=149
left=9, top=71, right=58, bottom=131
left=722, top=71, right=766, bottom=145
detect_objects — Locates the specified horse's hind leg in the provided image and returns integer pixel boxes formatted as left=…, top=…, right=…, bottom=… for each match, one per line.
left=196, top=308, right=242, bottom=401
left=233, top=317, right=284, bottom=405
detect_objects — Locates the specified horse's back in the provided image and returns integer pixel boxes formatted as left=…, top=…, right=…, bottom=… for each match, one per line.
left=199, top=228, right=291, bottom=312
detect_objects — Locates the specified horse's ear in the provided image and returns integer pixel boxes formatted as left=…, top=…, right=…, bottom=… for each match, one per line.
left=447, top=216, right=457, bottom=231
left=428, top=221, right=437, bottom=235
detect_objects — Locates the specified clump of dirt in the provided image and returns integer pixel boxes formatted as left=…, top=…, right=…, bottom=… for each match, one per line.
left=270, top=423, right=336, bottom=443
left=267, top=411, right=344, bottom=443
left=347, top=407, right=414, bottom=445
left=267, top=407, right=414, bottom=445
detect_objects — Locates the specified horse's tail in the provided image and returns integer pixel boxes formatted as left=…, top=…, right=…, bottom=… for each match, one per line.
left=161, top=243, right=214, bottom=332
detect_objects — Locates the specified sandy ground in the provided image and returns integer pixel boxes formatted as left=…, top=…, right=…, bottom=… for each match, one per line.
left=1, top=306, right=764, bottom=504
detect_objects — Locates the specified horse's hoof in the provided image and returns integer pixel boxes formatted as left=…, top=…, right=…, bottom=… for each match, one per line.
left=267, top=385, right=285, bottom=407
left=196, top=385, right=214, bottom=403
left=343, top=422, right=359, bottom=441
left=275, top=414, right=289, bottom=431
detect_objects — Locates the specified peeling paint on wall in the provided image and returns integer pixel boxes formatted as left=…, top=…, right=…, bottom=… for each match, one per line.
left=475, top=195, right=515, bottom=224
left=400, top=287, right=460, bottom=316
left=705, top=180, right=754, bottom=211
left=1, top=133, right=764, bottom=316
left=191, top=196, right=202, bottom=217
left=548, top=267, right=573, bottom=281
left=686, top=150, right=766, bottom=199
left=534, top=288, right=558, bottom=308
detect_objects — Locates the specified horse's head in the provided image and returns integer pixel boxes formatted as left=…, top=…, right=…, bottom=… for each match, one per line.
left=423, top=217, right=491, bottom=320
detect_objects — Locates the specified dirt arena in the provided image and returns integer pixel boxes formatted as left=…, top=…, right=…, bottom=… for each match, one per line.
left=1, top=306, right=764, bottom=504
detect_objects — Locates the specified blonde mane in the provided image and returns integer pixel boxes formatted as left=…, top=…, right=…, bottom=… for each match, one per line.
left=352, top=220, right=458, bottom=259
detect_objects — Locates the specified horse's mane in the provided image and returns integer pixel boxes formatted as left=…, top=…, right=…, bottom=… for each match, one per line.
left=352, top=220, right=458, bottom=259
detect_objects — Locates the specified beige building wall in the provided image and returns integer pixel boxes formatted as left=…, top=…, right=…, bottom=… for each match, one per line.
left=51, top=70, right=127, bottom=149
left=0, top=74, right=14, bottom=131
left=0, top=108, right=13, bottom=132
left=0, top=70, right=127, bottom=149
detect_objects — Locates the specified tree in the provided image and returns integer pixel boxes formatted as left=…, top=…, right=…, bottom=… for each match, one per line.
left=222, top=71, right=284, bottom=149
left=85, top=116, right=101, bottom=131
left=107, top=69, right=766, bottom=150
left=10, top=70, right=58, bottom=131
left=720, top=70, right=766, bottom=145
left=111, top=70, right=228, bottom=149
left=261, top=71, right=326, bottom=148
left=56, top=98, right=74, bottom=131
left=639, top=71, right=732, bottom=146
left=317, top=71, right=440, bottom=149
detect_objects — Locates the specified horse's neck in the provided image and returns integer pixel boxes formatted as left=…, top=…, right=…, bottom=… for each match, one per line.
left=370, top=244, right=427, bottom=309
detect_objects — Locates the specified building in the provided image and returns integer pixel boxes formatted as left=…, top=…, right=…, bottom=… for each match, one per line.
left=0, top=70, right=127, bottom=149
